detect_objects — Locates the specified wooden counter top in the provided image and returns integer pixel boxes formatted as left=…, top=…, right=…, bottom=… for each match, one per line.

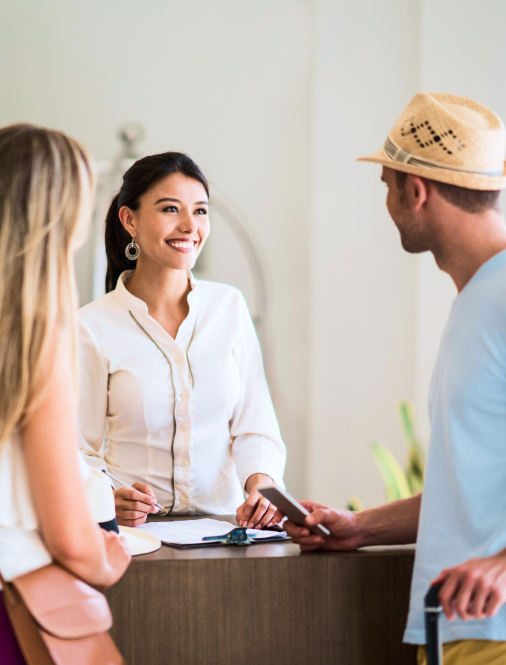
left=105, top=515, right=417, bottom=665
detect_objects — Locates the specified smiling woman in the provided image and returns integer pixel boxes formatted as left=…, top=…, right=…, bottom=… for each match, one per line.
left=104, top=152, right=210, bottom=292
left=78, top=152, right=286, bottom=529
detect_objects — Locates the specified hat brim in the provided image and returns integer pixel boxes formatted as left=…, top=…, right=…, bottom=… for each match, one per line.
left=358, top=149, right=506, bottom=191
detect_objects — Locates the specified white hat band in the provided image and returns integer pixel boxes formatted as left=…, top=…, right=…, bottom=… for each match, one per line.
left=384, top=135, right=504, bottom=178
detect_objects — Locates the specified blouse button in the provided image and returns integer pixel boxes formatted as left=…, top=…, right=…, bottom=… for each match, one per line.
left=181, top=392, right=189, bottom=400
left=181, top=423, right=189, bottom=432
left=180, top=496, right=188, bottom=505
left=174, top=355, right=182, bottom=363
left=181, top=459, right=190, bottom=467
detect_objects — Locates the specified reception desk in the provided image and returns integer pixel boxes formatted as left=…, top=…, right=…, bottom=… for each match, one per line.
left=105, top=516, right=417, bottom=665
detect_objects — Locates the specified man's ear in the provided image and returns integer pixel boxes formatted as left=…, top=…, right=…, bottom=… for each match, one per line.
left=406, top=175, right=428, bottom=212
left=119, top=206, right=137, bottom=237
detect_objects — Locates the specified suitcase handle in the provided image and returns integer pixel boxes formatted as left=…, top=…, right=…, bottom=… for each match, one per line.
left=424, top=584, right=443, bottom=665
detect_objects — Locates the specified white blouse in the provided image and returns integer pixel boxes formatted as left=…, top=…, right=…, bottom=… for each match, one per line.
left=78, top=271, right=286, bottom=515
left=0, top=432, right=114, bottom=581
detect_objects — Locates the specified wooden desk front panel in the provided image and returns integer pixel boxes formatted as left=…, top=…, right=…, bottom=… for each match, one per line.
left=106, top=537, right=417, bottom=665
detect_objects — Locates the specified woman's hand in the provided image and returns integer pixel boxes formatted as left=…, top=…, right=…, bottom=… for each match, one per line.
left=236, top=473, right=276, bottom=529
left=100, top=529, right=132, bottom=588
left=114, top=482, right=159, bottom=527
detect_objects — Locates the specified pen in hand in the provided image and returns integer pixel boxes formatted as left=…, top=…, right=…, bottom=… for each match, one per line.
left=102, top=469, right=168, bottom=516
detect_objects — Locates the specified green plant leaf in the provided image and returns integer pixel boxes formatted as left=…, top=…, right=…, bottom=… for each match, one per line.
left=371, top=442, right=412, bottom=502
left=405, top=470, right=424, bottom=495
left=346, top=495, right=364, bottom=512
left=397, top=400, right=425, bottom=493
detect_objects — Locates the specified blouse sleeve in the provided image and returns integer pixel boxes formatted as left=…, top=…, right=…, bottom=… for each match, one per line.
left=229, top=291, right=286, bottom=489
left=77, top=317, right=109, bottom=471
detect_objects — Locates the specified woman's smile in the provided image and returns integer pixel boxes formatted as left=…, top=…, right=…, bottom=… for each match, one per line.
left=165, top=237, right=199, bottom=253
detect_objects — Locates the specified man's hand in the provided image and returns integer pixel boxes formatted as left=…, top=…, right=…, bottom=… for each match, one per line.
left=274, top=500, right=360, bottom=552
left=432, top=551, right=506, bottom=621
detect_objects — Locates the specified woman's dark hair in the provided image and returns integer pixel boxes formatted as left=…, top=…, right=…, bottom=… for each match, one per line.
left=104, top=151, right=209, bottom=292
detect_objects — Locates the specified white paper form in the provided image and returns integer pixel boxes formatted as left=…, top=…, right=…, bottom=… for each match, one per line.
left=136, top=518, right=286, bottom=546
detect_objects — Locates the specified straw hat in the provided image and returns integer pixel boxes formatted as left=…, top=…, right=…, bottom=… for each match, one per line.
left=358, top=93, right=506, bottom=190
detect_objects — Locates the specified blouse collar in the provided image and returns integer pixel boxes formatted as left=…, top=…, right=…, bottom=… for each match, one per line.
left=113, top=270, right=198, bottom=350
left=114, top=270, right=197, bottom=312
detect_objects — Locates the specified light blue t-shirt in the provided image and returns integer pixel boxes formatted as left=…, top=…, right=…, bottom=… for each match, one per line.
left=404, top=249, right=506, bottom=645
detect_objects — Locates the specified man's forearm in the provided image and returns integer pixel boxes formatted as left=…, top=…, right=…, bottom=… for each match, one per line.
left=354, top=493, right=421, bottom=548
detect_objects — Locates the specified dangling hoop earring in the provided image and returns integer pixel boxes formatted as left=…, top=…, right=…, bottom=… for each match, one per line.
left=125, top=237, right=140, bottom=260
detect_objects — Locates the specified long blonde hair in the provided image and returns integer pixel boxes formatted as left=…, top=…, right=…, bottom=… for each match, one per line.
left=0, top=124, right=94, bottom=444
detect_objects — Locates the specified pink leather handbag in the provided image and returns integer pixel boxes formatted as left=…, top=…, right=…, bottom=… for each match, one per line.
left=0, top=564, right=123, bottom=665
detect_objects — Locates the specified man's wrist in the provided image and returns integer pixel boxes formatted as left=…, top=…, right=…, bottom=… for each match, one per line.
left=352, top=508, right=382, bottom=548
left=493, top=548, right=506, bottom=563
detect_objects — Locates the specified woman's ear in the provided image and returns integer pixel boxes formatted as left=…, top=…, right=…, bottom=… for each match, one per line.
left=118, top=206, right=137, bottom=238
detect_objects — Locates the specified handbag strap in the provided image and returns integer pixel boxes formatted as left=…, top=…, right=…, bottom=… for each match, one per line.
left=0, top=570, right=55, bottom=665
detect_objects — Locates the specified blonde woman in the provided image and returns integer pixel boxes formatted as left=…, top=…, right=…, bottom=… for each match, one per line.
left=0, top=125, right=131, bottom=664
left=78, top=152, right=286, bottom=528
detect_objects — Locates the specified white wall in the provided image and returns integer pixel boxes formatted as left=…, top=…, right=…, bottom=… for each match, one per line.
left=0, top=0, right=314, bottom=496
left=308, top=0, right=420, bottom=508
left=3, top=0, right=506, bottom=510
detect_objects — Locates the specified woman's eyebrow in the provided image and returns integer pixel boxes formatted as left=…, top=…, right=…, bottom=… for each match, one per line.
left=154, top=197, right=208, bottom=205
left=154, top=197, right=180, bottom=204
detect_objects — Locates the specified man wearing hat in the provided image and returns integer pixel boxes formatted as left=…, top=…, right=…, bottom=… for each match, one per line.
left=277, top=94, right=506, bottom=664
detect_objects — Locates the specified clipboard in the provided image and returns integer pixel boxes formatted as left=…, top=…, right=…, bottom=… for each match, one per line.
left=136, top=518, right=290, bottom=549
left=163, top=527, right=290, bottom=549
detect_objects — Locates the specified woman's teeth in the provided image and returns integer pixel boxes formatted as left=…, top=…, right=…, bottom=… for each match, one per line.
left=167, top=240, right=195, bottom=249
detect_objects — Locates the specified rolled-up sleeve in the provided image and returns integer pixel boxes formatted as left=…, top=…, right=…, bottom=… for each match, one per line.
left=78, top=317, right=109, bottom=471
left=230, top=292, right=286, bottom=489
